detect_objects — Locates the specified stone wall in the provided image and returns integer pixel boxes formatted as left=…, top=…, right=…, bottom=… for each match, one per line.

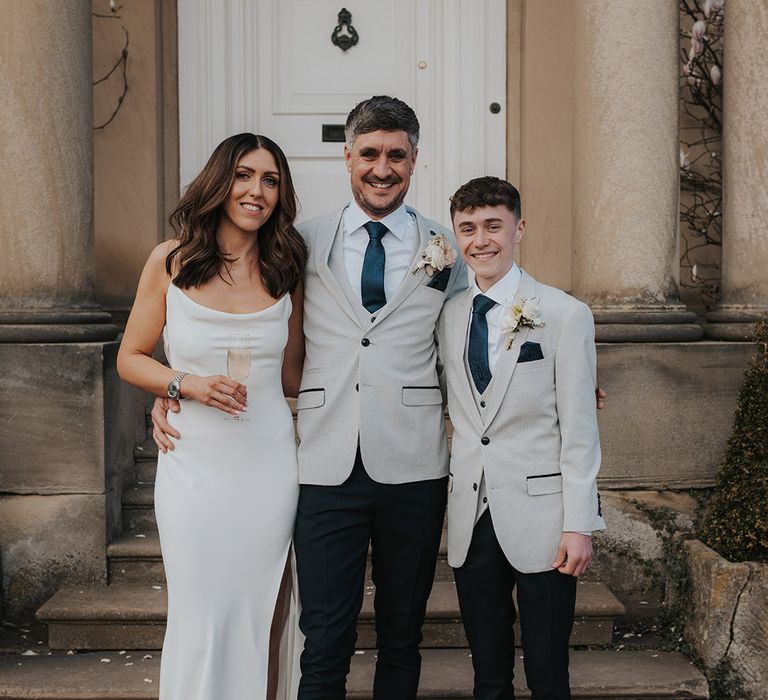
left=684, top=539, right=768, bottom=699
left=0, top=342, right=141, bottom=619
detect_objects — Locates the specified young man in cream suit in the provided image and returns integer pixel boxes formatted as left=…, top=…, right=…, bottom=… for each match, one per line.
left=438, top=176, right=605, bottom=699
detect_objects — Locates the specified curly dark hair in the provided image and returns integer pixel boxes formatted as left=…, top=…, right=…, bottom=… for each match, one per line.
left=166, top=133, right=307, bottom=298
left=450, top=176, right=522, bottom=220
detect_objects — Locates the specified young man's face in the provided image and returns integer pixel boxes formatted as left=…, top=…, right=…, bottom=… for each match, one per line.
left=344, top=130, right=417, bottom=219
left=453, top=204, right=525, bottom=291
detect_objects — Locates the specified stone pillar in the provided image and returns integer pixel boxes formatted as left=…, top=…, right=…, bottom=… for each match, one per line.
left=0, top=1, right=116, bottom=342
left=0, top=2, right=133, bottom=620
left=571, top=0, right=702, bottom=342
left=706, top=1, right=768, bottom=340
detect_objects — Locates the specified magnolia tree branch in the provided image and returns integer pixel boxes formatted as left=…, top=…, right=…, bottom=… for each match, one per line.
left=679, top=0, right=723, bottom=303
left=92, top=8, right=130, bottom=131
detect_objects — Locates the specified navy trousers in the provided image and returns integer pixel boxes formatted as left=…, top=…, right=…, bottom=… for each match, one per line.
left=294, top=450, right=447, bottom=700
left=452, top=511, right=577, bottom=700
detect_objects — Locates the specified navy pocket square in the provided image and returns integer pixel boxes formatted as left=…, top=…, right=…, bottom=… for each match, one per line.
left=426, top=266, right=451, bottom=293
left=518, top=341, right=544, bottom=363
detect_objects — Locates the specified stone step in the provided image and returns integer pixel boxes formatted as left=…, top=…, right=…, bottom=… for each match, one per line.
left=0, top=648, right=709, bottom=699
left=133, top=441, right=157, bottom=483
left=107, top=530, right=454, bottom=584
left=120, top=485, right=156, bottom=532
left=37, top=581, right=623, bottom=651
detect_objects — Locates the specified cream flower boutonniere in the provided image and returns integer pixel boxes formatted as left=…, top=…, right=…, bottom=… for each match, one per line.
left=500, top=297, right=544, bottom=349
left=412, top=234, right=457, bottom=277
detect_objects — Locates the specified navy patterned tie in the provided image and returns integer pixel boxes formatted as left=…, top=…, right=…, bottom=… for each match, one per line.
left=361, top=221, right=388, bottom=313
left=468, top=294, right=497, bottom=393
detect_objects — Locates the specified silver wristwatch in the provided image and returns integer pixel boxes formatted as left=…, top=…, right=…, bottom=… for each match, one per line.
left=167, top=371, right=189, bottom=399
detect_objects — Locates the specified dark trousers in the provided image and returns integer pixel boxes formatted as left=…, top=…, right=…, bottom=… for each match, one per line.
left=294, top=451, right=447, bottom=700
left=452, top=511, right=577, bottom=700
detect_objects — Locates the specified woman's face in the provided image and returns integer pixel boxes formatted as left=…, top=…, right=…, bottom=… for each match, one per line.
left=221, top=148, right=281, bottom=234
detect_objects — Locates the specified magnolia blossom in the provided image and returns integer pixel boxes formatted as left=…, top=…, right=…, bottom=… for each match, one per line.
left=691, top=37, right=704, bottom=57
left=680, top=148, right=690, bottom=170
left=710, top=64, right=722, bottom=86
left=703, top=0, right=712, bottom=18
left=692, top=20, right=707, bottom=40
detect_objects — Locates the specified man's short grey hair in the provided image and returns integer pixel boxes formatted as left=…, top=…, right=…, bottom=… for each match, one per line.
left=345, top=95, right=420, bottom=151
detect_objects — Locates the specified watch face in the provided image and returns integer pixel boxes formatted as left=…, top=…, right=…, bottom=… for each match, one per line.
left=168, top=380, right=179, bottom=398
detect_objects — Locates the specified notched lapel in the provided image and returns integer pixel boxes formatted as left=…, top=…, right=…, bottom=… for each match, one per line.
left=482, top=270, right=539, bottom=426
left=314, top=210, right=367, bottom=327
left=450, top=292, right=484, bottom=432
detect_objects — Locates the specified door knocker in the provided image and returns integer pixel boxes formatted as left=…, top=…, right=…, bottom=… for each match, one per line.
left=331, top=8, right=359, bottom=52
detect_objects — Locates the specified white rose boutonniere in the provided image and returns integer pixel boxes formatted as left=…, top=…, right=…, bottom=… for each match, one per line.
left=412, top=234, right=458, bottom=277
left=500, top=297, right=544, bottom=349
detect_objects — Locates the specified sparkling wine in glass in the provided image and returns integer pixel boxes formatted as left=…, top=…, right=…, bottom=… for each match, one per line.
left=226, top=333, right=251, bottom=421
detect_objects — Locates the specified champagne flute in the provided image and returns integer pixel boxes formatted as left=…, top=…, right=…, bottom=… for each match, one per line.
left=226, top=333, right=251, bottom=421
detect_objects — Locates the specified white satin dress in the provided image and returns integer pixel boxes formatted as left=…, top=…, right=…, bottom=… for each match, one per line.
left=156, top=283, right=302, bottom=700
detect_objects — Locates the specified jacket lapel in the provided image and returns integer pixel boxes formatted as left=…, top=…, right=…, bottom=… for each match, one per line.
left=314, top=208, right=367, bottom=328
left=482, top=270, right=539, bottom=426
left=449, top=290, right=485, bottom=432
left=368, top=208, right=432, bottom=328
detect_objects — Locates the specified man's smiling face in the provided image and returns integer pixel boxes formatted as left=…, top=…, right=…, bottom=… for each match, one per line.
left=453, top=204, right=525, bottom=291
left=344, top=129, right=417, bottom=219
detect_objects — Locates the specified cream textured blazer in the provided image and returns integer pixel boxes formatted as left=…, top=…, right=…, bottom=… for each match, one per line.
left=296, top=206, right=468, bottom=485
left=438, top=270, right=606, bottom=573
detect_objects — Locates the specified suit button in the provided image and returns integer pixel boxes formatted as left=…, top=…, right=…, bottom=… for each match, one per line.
left=483, top=497, right=488, bottom=503
left=371, top=317, right=376, bottom=322
left=361, top=338, right=370, bottom=346
left=480, top=400, right=486, bottom=408
left=481, top=436, right=490, bottom=445
left=473, top=483, right=478, bottom=491
left=355, top=383, right=359, bottom=392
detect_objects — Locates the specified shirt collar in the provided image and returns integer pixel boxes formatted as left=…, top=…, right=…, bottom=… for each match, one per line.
left=471, top=263, right=522, bottom=307
left=344, top=200, right=408, bottom=241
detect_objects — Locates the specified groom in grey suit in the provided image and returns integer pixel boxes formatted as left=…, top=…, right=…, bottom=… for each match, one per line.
left=292, top=96, right=467, bottom=699
left=438, top=176, right=605, bottom=699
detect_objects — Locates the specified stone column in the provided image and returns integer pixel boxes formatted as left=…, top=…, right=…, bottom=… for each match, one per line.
left=706, top=0, right=768, bottom=340
left=0, top=0, right=116, bottom=342
left=571, top=0, right=702, bottom=341
left=0, top=1, right=132, bottom=620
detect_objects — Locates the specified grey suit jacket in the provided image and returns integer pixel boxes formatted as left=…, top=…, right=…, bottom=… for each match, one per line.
left=296, top=205, right=468, bottom=485
left=438, top=270, right=605, bottom=573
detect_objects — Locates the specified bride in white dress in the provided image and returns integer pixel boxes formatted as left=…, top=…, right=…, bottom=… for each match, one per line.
left=117, top=133, right=307, bottom=700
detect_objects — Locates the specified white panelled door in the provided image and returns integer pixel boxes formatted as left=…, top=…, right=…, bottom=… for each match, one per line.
left=179, top=0, right=506, bottom=227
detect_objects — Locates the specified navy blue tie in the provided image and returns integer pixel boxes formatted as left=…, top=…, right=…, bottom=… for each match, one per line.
left=468, top=294, right=497, bottom=394
left=361, top=221, right=388, bottom=313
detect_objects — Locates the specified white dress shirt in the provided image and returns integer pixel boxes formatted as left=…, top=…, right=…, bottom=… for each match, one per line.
left=343, top=200, right=416, bottom=304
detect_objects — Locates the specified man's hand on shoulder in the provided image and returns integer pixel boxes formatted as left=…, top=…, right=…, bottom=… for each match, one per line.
left=596, top=387, right=607, bottom=410
left=552, top=532, right=593, bottom=577
left=151, top=396, right=181, bottom=453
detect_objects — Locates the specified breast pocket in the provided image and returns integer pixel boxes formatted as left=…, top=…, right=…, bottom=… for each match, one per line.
left=513, top=357, right=554, bottom=376
left=402, top=386, right=443, bottom=406
left=297, top=388, right=325, bottom=409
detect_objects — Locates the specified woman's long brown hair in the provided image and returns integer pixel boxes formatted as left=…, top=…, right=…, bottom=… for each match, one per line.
left=166, top=133, right=307, bottom=298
